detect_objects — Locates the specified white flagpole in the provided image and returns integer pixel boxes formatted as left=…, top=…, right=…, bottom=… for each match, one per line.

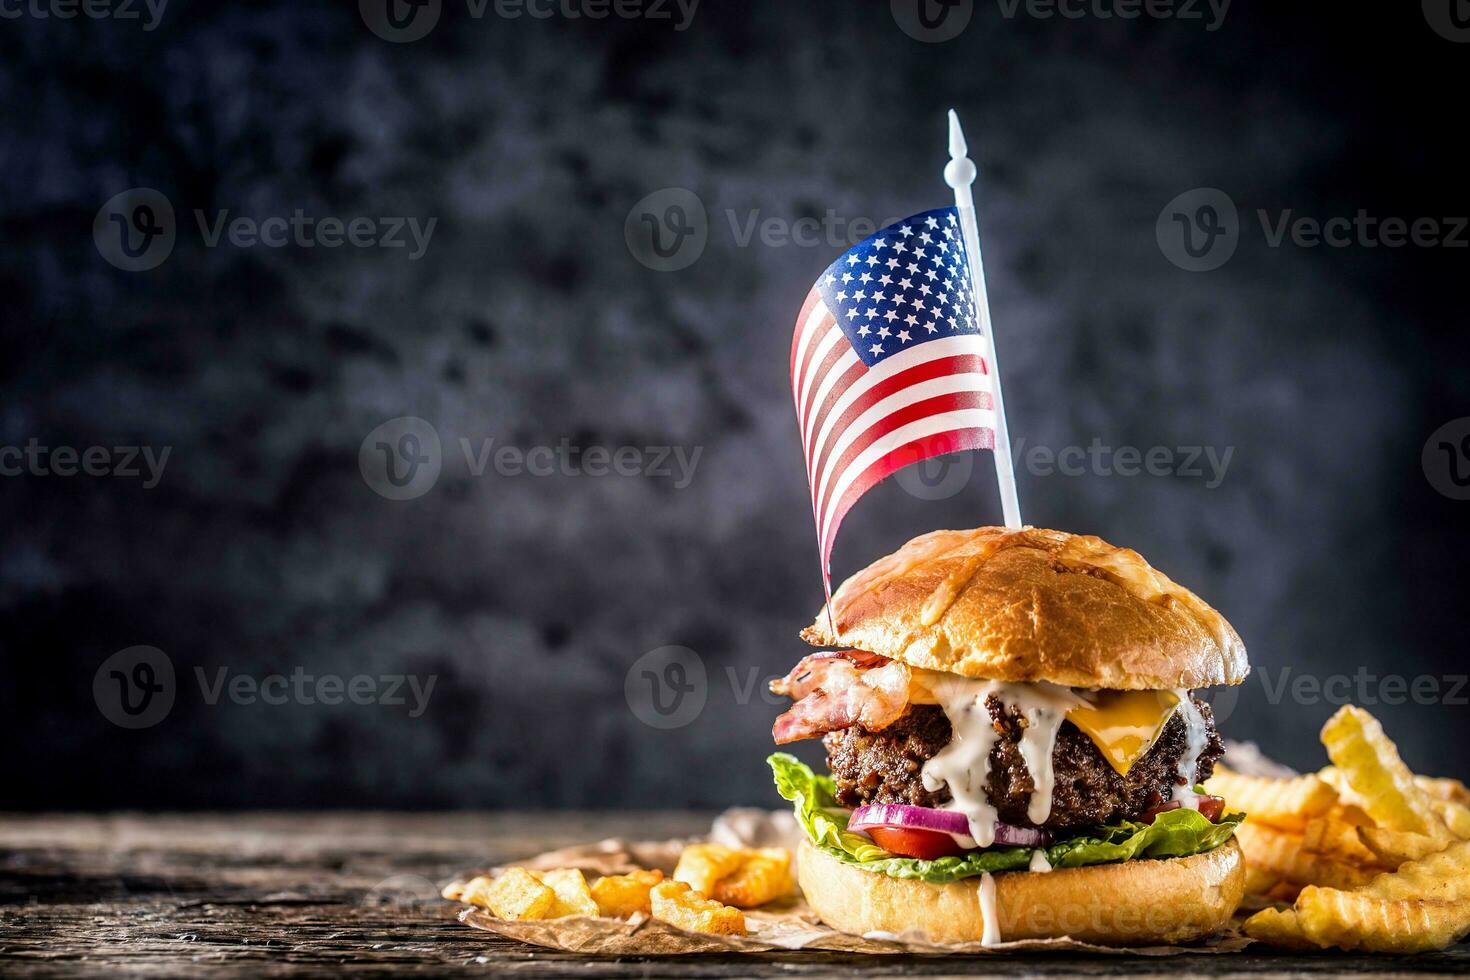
left=945, top=109, right=1023, bottom=530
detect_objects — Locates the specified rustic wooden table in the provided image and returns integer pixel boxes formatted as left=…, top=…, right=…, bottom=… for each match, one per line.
left=2, top=812, right=1466, bottom=977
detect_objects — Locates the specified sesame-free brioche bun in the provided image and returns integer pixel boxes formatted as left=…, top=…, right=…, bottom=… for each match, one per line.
left=801, top=527, right=1247, bottom=690
left=797, top=837, right=1245, bottom=946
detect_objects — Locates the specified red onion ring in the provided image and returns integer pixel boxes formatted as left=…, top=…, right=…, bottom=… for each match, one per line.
left=848, top=804, right=1051, bottom=848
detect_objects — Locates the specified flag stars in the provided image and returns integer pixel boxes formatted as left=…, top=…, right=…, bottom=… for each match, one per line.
left=897, top=329, right=912, bottom=343
left=899, top=224, right=914, bottom=237
left=924, top=321, right=939, bottom=334
left=877, top=326, right=891, bottom=339
left=869, top=343, right=884, bottom=356
left=925, top=215, right=939, bottom=229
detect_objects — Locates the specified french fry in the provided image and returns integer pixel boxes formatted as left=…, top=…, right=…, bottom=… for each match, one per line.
left=1206, top=768, right=1337, bottom=830
left=1294, top=885, right=1470, bottom=953
left=1357, top=826, right=1447, bottom=869
left=649, top=880, right=747, bottom=936
left=1416, top=775, right=1470, bottom=807
left=1320, top=706, right=1453, bottom=841
left=1236, top=821, right=1374, bottom=891
left=1301, top=806, right=1383, bottom=867
left=1429, top=798, right=1470, bottom=839
left=673, top=843, right=747, bottom=898
left=1364, top=839, right=1470, bottom=902
left=709, top=848, right=791, bottom=908
left=529, top=868, right=600, bottom=918
left=589, top=869, right=663, bottom=918
left=472, top=867, right=557, bottom=920
left=1242, top=907, right=1316, bottom=951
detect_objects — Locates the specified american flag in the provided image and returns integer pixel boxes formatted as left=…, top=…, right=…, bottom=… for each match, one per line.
left=791, top=207, right=996, bottom=597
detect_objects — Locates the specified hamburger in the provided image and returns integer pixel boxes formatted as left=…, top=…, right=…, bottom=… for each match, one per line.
left=768, top=526, right=1250, bottom=946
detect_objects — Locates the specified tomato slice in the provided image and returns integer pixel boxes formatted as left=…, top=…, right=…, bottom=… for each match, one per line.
left=866, top=826, right=967, bottom=860
left=1141, top=794, right=1226, bottom=824
left=1196, top=795, right=1226, bottom=823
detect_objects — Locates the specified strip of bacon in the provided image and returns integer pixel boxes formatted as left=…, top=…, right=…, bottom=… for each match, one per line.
left=768, top=650, right=888, bottom=700
left=770, top=652, right=911, bottom=744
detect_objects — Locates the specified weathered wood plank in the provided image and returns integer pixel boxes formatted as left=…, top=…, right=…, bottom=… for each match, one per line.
left=1, top=813, right=1465, bottom=977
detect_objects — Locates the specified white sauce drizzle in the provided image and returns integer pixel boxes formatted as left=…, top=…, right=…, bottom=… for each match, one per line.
left=1168, top=689, right=1209, bottom=808
left=921, top=678, right=1085, bottom=845
left=1029, top=849, right=1052, bottom=873
left=922, top=677, right=1002, bottom=846
left=978, top=871, right=1001, bottom=946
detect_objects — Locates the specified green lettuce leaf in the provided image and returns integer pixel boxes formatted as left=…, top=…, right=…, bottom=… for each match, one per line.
left=769, top=752, right=1243, bottom=884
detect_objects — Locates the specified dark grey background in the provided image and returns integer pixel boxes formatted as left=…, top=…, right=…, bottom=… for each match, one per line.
left=3, top=1, right=1467, bottom=809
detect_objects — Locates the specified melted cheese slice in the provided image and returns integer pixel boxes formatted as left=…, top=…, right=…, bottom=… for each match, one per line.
left=1064, top=690, right=1181, bottom=775
left=906, top=669, right=1181, bottom=777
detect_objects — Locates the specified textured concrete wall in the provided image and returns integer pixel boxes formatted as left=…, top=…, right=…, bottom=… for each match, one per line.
left=3, top=1, right=1467, bottom=808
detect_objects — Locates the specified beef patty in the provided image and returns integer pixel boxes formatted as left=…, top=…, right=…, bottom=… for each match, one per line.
left=823, top=696, right=1223, bottom=831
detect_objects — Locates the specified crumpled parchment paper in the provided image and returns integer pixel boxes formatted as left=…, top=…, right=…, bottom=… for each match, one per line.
left=445, top=807, right=1254, bottom=956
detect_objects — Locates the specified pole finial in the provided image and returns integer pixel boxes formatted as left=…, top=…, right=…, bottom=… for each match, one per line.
left=944, top=109, right=976, bottom=191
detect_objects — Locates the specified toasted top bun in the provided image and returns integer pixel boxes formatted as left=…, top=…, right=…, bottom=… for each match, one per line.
left=796, top=837, right=1245, bottom=946
left=801, top=527, right=1248, bottom=690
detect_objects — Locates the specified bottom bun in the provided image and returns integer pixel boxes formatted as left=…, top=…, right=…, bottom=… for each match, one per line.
left=797, top=837, right=1244, bottom=946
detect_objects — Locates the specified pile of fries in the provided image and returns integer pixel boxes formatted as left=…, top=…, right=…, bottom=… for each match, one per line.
left=1207, top=705, right=1470, bottom=952
left=442, top=843, right=793, bottom=937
